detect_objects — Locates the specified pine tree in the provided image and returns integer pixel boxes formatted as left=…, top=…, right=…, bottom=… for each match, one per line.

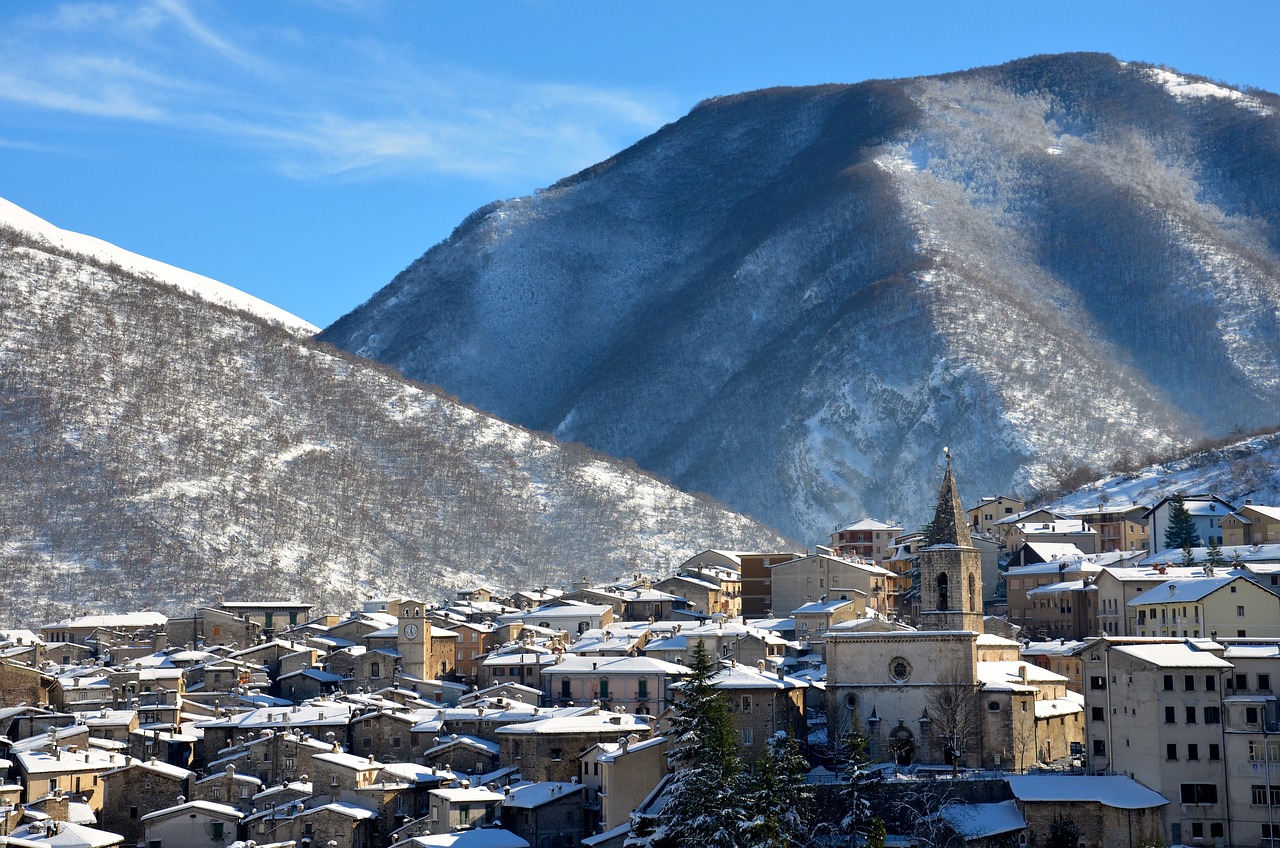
left=1206, top=538, right=1226, bottom=570
left=1163, top=494, right=1201, bottom=550
left=742, top=732, right=812, bottom=848
left=839, top=714, right=885, bottom=848
left=630, top=640, right=748, bottom=848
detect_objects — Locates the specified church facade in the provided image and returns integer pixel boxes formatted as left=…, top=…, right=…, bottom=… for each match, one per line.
left=825, top=454, right=1084, bottom=769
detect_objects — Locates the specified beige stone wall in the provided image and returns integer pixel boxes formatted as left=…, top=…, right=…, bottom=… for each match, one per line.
left=101, top=768, right=189, bottom=845
left=726, top=688, right=805, bottom=763
left=350, top=712, right=425, bottom=762
left=0, top=660, right=51, bottom=707
left=1020, top=800, right=1162, bottom=848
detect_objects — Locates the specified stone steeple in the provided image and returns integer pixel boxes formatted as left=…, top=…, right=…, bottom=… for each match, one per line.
left=919, top=449, right=985, bottom=632
left=926, top=449, right=973, bottom=549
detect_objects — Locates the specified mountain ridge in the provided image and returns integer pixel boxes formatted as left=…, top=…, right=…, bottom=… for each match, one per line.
left=323, top=52, right=1280, bottom=540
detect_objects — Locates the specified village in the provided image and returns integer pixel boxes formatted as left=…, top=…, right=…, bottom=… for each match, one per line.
left=2, top=463, right=1280, bottom=848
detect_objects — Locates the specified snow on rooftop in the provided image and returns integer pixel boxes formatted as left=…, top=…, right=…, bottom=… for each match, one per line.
left=938, top=799, right=1025, bottom=839
left=501, top=781, right=584, bottom=808
left=1007, top=774, right=1169, bottom=808
left=496, top=713, right=648, bottom=735
left=1125, top=575, right=1242, bottom=605
left=409, top=828, right=530, bottom=848
left=1112, top=642, right=1233, bottom=668
left=0, top=196, right=317, bottom=335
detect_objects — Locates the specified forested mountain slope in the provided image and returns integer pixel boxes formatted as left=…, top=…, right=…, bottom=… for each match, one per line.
left=0, top=211, right=790, bottom=626
left=324, top=53, right=1280, bottom=539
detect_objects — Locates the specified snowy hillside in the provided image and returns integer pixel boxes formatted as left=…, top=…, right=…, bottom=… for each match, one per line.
left=1050, top=432, right=1280, bottom=514
left=324, top=53, right=1280, bottom=538
left=0, top=197, right=317, bottom=335
left=0, top=207, right=791, bottom=626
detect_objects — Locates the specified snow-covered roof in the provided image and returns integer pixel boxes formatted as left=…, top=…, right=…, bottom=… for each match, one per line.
left=1144, top=543, right=1280, bottom=565
left=1112, top=642, right=1233, bottom=669
left=141, top=799, right=243, bottom=822
left=1006, top=775, right=1169, bottom=808
left=1018, top=542, right=1092, bottom=562
left=381, top=762, right=455, bottom=784
left=408, top=828, right=530, bottom=848
left=4, top=819, right=125, bottom=847
left=1126, top=575, right=1245, bottom=606
left=431, top=786, right=504, bottom=803
left=793, top=598, right=860, bottom=614
left=835, top=517, right=902, bottom=532
left=500, top=781, right=583, bottom=809
left=1034, top=696, right=1083, bottom=719
left=495, top=714, right=649, bottom=736
left=938, top=799, right=1025, bottom=839
left=711, top=662, right=808, bottom=691
left=977, top=661, right=1067, bottom=691
left=546, top=655, right=689, bottom=675
left=1005, top=555, right=1098, bottom=575
left=1026, top=580, right=1088, bottom=596
left=425, top=735, right=499, bottom=756
left=42, top=611, right=168, bottom=630
left=995, top=508, right=1063, bottom=526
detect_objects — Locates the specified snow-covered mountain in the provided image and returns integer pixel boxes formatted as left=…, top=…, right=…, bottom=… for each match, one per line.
left=1050, top=431, right=1280, bottom=517
left=323, top=53, right=1280, bottom=539
left=0, top=198, right=317, bottom=335
left=0, top=200, right=791, bottom=626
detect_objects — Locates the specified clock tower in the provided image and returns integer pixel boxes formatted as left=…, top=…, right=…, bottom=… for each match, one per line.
left=398, top=599, right=429, bottom=681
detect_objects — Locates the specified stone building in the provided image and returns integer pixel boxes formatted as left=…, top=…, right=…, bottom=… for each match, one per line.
left=711, top=662, right=807, bottom=762
left=1006, top=775, right=1166, bottom=848
left=500, top=781, right=586, bottom=848
left=497, top=713, right=651, bottom=783
left=190, top=765, right=263, bottom=813
left=0, top=659, right=54, bottom=706
left=427, top=785, right=504, bottom=833
left=767, top=550, right=894, bottom=621
left=99, top=758, right=193, bottom=845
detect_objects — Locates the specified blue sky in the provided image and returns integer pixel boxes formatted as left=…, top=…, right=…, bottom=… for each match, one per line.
left=2, top=1, right=1278, bottom=328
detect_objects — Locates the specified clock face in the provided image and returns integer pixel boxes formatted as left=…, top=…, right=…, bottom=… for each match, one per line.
left=404, top=624, right=418, bottom=639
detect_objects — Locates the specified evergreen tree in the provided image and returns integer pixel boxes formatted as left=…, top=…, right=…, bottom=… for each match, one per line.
left=629, top=640, right=747, bottom=848
left=838, top=714, right=885, bottom=848
left=743, top=732, right=812, bottom=848
left=1046, top=816, right=1081, bottom=848
left=1163, top=494, right=1201, bottom=550
left=1206, top=538, right=1226, bottom=570
left=1181, top=543, right=1198, bottom=569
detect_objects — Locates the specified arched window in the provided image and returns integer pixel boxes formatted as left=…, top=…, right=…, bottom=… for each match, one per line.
left=598, top=678, right=610, bottom=699
left=969, top=573, right=977, bottom=612
left=937, top=573, right=949, bottom=611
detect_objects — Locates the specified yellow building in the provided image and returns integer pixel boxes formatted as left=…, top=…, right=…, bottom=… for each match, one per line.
left=1130, top=575, right=1280, bottom=640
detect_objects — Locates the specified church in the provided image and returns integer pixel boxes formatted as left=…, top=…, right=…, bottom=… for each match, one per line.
left=824, top=453, right=1083, bottom=770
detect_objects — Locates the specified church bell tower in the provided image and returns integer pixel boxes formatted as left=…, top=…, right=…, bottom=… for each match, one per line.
left=918, top=450, right=985, bottom=632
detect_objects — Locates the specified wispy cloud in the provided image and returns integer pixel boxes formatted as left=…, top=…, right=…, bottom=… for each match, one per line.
left=0, top=1, right=678, bottom=184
